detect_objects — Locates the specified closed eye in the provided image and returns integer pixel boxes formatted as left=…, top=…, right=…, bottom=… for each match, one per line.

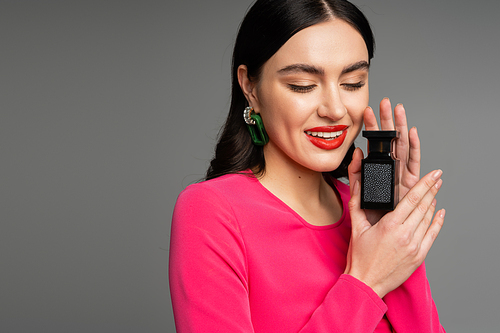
left=342, top=82, right=365, bottom=91
left=288, top=84, right=316, bottom=93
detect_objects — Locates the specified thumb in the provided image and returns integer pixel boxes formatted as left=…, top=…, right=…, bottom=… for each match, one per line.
left=348, top=180, right=371, bottom=235
left=348, top=147, right=363, bottom=197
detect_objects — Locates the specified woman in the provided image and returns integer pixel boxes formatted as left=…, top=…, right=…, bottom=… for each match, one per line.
left=170, top=0, right=445, bottom=332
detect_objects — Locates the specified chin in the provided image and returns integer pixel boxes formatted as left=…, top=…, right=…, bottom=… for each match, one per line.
left=305, top=161, right=344, bottom=173
left=307, top=153, right=347, bottom=173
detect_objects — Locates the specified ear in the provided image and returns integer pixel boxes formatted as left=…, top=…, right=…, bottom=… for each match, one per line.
left=237, top=65, right=260, bottom=109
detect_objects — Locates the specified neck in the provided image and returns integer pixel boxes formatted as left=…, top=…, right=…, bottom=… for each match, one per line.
left=258, top=161, right=325, bottom=201
left=255, top=146, right=342, bottom=226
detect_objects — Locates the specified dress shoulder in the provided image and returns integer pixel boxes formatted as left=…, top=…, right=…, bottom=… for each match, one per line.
left=177, top=172, right=257, bottom=205
left=173, top=172, right=259, bottom=229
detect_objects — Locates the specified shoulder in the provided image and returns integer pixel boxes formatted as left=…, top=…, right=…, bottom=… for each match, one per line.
left=177, top=172, right=257, bottom=205
left=173, top=172, right=260, bottom=226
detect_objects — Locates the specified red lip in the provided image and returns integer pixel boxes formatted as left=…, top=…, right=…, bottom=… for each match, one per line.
left=305, top=125, right=348, bottom=150
left=305, top=125, right=348, bottom=132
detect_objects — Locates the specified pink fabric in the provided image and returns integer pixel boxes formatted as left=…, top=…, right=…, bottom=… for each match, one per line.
left=169, top=172, right=445, bottom=332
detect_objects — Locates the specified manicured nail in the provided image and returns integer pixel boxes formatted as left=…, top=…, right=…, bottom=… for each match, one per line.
left=432, top=199, right=437, bottom=207
left=435, top=179, right=443, bottom=190
left=432, top=169, right=443, bottom=181
left=439, top=209, right=446, bottom=219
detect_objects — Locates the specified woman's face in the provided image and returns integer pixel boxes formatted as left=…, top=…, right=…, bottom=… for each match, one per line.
left=242, top=19, right=369, bottom=173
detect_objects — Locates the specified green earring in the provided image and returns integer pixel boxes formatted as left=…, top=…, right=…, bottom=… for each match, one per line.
left=244, top=106, right=269, bottom=146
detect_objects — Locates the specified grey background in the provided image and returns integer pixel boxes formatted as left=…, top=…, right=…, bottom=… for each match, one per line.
left=1, top=0, right=499, bottom=332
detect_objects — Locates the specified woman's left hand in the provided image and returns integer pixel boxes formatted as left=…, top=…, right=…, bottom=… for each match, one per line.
left=364, top=98, right=420, bottom=200
left=344, top=98, right=444, bottom=288
left=349, top=98, right=421, bottom=225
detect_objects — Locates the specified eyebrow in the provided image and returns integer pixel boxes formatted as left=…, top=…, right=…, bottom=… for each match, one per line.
left=277, top=60, right=369, bottom=76
left=277, top=64, right=325, bottom=76
left=341, top=61, right=370, bottom=75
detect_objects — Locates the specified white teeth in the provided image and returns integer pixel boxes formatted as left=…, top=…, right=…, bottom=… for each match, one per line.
left=306, top=130, right=343, bottom=139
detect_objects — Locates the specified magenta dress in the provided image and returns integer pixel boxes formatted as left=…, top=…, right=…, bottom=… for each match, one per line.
left=169, top=172, right=445, bottom=332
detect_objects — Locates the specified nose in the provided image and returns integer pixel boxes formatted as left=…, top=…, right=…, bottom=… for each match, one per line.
left=317, top=87, right=347, bottom=121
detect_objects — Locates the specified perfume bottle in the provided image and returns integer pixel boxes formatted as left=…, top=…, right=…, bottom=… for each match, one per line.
left=361, top=130, right=400, bottom=210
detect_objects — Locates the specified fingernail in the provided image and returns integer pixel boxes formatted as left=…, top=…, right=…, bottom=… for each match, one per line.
left=439, top=209, right=446, bottom=219
left=432, top=198, right=437, bottom=207
left=432, top=169, right=443, bottom=181
left=435, top=179, right=443, bottom=190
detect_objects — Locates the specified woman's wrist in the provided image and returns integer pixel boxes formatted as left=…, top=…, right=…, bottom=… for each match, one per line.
left=344, top=270, right=387, bottom=299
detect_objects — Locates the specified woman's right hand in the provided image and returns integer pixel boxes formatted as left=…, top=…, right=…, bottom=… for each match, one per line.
left=344, top=148, right=445, bottom=298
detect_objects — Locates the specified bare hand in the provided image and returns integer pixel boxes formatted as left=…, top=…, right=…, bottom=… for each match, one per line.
left=364, top=98, right=420, bottom=201
left=344, top=98, right=445, bottom=298
left=345, top=168, right=445, bottom=298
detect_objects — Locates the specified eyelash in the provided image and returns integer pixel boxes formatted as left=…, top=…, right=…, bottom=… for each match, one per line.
left=288, top=84, right=316, bottom=93
left=288, top=82, right=365, bottom=93
left=342, top=82, right=365, bottom=91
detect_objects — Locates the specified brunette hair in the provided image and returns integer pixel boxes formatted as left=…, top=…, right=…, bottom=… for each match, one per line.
left=206, top=0, right=374, bottom=180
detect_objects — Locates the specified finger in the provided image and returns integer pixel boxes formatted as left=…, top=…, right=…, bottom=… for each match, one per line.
left=393, top=103, right=409, bottom=162
left=363, top=106, right=379, bottom=131
left=347, top=148, right=374, bottom=232
left=392, top=169, right=443, bottom=224
left=394, top=103, right=409, bottom=135
left=419, top=208, right=445, bottom=258
left=379, top=98, right=395, bottom=130
left=404, top=177, right=442, bottom=236
left=348, top=148, right=363, bottom=196
left=347, top=180, right=371, bottom=234
left=412, top=197, right=437, bottom=243
left=407, top=127, right=421, bottom=179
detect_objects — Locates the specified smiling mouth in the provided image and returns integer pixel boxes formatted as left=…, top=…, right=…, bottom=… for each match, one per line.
left=305, top=130, right=344, bottom=140
left=304, top=126, right=348, bottom=150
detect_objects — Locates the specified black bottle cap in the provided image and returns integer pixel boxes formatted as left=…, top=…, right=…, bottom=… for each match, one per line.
left=363, top=130, right=399, bottom=154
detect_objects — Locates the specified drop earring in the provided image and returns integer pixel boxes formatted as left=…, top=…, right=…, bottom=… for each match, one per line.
left=243, top=106, right=269, bottom=146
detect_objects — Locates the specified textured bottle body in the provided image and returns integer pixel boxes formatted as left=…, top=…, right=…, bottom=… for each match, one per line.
left=361, top=158, right=400, bottom=210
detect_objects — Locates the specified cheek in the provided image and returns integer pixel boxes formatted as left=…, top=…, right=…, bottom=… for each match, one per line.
left=350, top=107, right=365, bottom=128
left=344, top=91, right=369, bottom=129
left=346, top=102, right=367, bottom=128
left=258, top=86, right=307, bottom=129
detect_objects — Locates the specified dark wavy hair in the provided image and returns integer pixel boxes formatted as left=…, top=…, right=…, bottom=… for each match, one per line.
left=206, top=0, right=374, bottom=180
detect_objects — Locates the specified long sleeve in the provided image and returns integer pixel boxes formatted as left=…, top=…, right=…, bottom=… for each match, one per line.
left=169, top=185, right=253, bottom=332
left=169, top=178, right=393, bottom=332
left=384, top=263, right=445, bottom=332
left=299, top=274, right=388, bottom=332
